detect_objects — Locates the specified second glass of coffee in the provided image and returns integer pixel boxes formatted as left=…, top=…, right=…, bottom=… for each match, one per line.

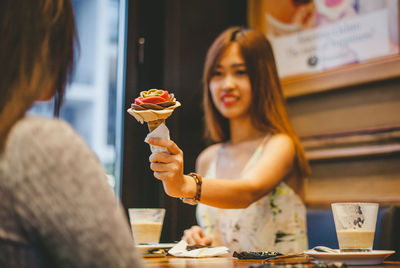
left=331, top=203, right=378, bottom=252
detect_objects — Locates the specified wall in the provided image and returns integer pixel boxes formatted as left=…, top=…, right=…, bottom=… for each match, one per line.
left=162, top=0, right=247, bottom=242
left=247, top=0, right=400, bottom=207
left=287, top=77, right=400, bottom=207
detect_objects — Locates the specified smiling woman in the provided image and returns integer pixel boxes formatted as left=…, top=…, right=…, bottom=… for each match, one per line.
left=209, top=43, right=252, bottom=120
left=145, top=27, right=310, bottom=253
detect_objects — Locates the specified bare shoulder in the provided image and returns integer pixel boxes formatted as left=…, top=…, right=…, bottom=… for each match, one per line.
left=195, top=143, right=221, bottom=176
left=265, top=133, right=295, bottom=155
left=253, top=133, right=297, bottom=177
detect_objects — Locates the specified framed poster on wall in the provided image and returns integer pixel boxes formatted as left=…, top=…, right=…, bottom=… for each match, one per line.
left=248, top=0, right=400, bottom=97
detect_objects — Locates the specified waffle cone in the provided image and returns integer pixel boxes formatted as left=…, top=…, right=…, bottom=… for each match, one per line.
left=147, top=119, right=165, bottom=132
left=127, top=101, right=181, bottom=128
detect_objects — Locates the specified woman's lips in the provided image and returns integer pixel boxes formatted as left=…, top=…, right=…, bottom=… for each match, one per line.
left=221, top=93, right=239, bottom=106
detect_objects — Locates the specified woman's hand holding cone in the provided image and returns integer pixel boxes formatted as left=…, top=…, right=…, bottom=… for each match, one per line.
left=146, top=137, right=195, bottom=199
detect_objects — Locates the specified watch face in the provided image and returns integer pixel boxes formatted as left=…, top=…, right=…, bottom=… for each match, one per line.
left=180, top=198, right=198, bottom=205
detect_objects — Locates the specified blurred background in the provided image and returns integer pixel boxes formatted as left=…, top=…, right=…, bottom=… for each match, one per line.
left=29, top=0, right=400, bottom=255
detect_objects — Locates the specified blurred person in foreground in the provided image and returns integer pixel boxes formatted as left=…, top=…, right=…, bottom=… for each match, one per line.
left=0, top=1, right=145, bottom=267
left=146, top=27, right=311, bottom=254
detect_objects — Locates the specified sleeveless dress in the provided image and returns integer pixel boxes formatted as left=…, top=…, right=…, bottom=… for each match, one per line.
left=196, top=137, right=308, bottom=254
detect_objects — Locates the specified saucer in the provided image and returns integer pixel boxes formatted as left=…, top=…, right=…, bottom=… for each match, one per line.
left=304, top=250, right=395, bottom=265
left=136, top=243, right=177, bottom=257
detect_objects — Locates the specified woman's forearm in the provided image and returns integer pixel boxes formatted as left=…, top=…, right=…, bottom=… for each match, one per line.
left=189, top=176, right=277, bottom=209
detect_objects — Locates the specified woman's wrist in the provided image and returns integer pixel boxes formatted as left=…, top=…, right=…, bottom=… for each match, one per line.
left=182, top=174, right=197, bottom=198
left=181, top=173, right=202, bottom=205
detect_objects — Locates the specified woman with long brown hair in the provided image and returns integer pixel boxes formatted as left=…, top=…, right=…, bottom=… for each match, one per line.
left=147, top=27, right=310, bottom=253
left=0, top=1, right=144, bottom=267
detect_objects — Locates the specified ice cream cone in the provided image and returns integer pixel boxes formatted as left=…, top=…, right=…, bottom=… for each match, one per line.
left=147, top=119, right=165, bottom=132
left=128, top=89, right=179, bottom=153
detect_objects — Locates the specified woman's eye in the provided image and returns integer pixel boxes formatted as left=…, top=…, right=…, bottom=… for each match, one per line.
left=212, top=71, right=222, bottom=76
left=236, top=69, right=247, bottom=75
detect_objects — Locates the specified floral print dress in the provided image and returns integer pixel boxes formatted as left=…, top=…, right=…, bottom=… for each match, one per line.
left=196, top=138, right=308, bottom=254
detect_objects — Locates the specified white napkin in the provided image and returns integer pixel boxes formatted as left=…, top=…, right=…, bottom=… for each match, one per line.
left=145, top=123, right=170, bottom=153
left=168, top=240, right=229, bottom=258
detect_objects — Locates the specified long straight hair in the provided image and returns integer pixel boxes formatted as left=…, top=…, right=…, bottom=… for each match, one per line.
left=0, top=0, right=77, bottom=151
left=202, top=27, right=310, bottom=179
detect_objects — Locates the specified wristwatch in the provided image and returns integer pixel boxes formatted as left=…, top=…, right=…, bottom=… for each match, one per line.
left=180, top=173, right=202, bottom=205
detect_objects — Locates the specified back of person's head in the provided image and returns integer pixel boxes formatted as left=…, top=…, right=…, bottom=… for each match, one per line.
left=0, top=0, right=77, bottom=151
left=202, top=26, right=310, bottom=179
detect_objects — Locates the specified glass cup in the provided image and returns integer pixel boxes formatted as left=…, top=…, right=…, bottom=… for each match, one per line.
left=331, top=203, right=378, bottom=252
left=128, top=208, right=165, bottom=244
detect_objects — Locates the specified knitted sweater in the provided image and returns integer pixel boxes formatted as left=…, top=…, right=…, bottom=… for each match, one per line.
left=0, top=116, right=145, bottom=268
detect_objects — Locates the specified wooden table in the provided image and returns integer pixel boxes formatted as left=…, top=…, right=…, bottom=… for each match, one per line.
left=144, top=256, right=264, bottom=267
left=144, top=257, right=400, bottom=268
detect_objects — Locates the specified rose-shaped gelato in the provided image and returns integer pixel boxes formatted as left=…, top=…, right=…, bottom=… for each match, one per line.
left=127, top=89, right=181, bottom=131
left=131, top=89, right=176, bottom=110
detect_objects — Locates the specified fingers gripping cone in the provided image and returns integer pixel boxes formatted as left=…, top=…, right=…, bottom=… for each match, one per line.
left=126, top=111, right=173, bottom=153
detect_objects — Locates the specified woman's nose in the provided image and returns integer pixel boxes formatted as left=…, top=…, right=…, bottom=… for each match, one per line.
left=222, top=75, right=235, bottom=90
